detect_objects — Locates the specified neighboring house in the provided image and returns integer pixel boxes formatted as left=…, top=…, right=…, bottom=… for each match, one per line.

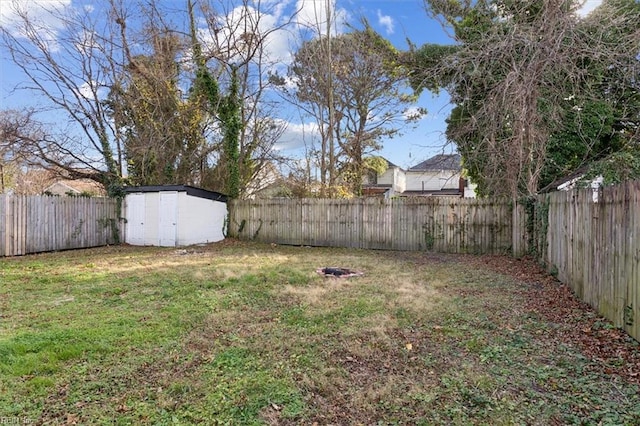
left=4, top=168, right=106, bottom=196
left=363, top=154, right=476, bottom=198
left=362, top=158, right=406, bottom=197
left=403, top=154, right=465, bottom=197
left=43, top=179, right=106, bottom=197
left=244, top=162, right=282, bottom=199
left=542, top=168, right=604, bottom=202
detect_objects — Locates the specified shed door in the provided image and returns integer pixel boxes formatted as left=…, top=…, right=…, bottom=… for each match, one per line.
left=158, top=192, right=178, bottom=246
left=126, top=193, right=146, bottom=246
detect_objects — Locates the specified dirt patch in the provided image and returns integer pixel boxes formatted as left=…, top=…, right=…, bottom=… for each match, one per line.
left=316, top=267, right=363, bottom=278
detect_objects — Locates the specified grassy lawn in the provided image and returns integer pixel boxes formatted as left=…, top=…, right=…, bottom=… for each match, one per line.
left=1, top=241, right=639, bottom=425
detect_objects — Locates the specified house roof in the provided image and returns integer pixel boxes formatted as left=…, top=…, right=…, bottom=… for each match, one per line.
left=382, top=158, right=400, bottom=169
left=44, top=181, right=80, bottom=194
left=538, top=166, right=589, bottom=193
left=124, top=185, right=228, bottom=202
left=409, top=154, right=461, bottom=172
left=43, top=179, right=107, bottom=196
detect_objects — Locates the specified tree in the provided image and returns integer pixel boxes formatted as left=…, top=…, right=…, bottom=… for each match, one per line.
left=419, top=0, right=584, bottom=198
left=1, top=1, right=127, bottom=194
left=189, top=0, right=297, bottom=198
left=0, top=109, right=32, bottom=192
left=273, top=26, right=422, bottom=196
left=408, top=0, right=640, bottom=197
left=107, top=30, right=208, bottom=186
left=534, top=0, right=640, bottom=189
left=218, top=65, right=242, bottom=198
left=0, top=108, right=78, bottom=193
left=2, top=0, right=295, bottom=198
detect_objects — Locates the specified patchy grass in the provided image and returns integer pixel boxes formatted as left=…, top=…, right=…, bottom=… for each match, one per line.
left=0, top=241, right=638, bottom=424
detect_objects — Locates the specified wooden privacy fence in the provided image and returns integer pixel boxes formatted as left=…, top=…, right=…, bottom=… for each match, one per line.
left=540, top=181, right=640, bottom=342
left=229, top=197, right=514, bottom=254
left=229, top=184, right=640, bottom=342
left=0, top=194, right=121, bottom=257
left=3, top=183, right=637, bottom=341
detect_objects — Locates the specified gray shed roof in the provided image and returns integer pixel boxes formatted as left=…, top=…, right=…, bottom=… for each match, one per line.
left=409, top=154, right=461, bottom=172
left=124, top=185, right=228, bottom=202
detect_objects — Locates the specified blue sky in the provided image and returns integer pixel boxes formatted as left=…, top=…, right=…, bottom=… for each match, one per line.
left=0, top=0, right=604, bottom=171
left=343, top=0, right=456, bottom=168
left=270, top=0, right=460, bottom=169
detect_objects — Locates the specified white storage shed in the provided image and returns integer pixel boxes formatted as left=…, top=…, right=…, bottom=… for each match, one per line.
left=124, top=185, right=228, bottom=247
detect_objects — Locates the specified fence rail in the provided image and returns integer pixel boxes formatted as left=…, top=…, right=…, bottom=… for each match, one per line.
left=229, top=197, right=514, bottom=254
left=1, top=194, right=121, bottom=257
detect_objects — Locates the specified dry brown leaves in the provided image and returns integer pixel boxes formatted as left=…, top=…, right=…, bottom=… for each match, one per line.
left=467, top=255, right=640, bottom=385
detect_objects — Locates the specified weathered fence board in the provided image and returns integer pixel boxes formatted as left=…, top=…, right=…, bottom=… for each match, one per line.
left=0, top=195, right=121, bottom=257
left=229, top=197, right=513, bottom=254
left=541, top=181, right=640, bottom=341
left=511, top=202, right=529, bottom=257
left=230, top=184, right=639, bottom=342
left=3, top=182, right=638, bottom=341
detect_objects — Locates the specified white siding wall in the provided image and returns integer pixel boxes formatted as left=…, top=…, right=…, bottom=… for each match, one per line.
left=405, top=171, right=460, bottom=191
left=125, top=190, right=226, bottom=247
left=464, top=182, right=478, bottom=198
left=377, top=169, right=395, bottom=186
left=377, top=167, right=407, bottom=193
left=176, top=193, right=227, bottom=245
left=394, top=168, right=406, bottom=193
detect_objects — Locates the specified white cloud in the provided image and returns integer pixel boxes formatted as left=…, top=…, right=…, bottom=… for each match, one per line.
left=295, top=0, right=349, bottom=37
left=265, top=0, right=294, bottom=17
left=0, top=0, right=72, bottom=51
left=73, top=79, right=107, bottom=102
left=377, top=10, right=394, bottom=35
left=277, top=74, right=300, bottom=91
left=0, top=0, right=71, bottom=32
left=403, top=107, right=424, bottom=121
left=196, top=2, right=297, bottom=69
left=195, top=0, right=351, bottom=74
left=274, top=120, right=319, bottom=151
left=576, top=0, right=603, bottom=17
left=77, top=80, right=96, bottom=99
left=254, top=8, right=295, bottom=64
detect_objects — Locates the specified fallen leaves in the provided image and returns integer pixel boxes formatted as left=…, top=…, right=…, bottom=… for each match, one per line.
left=467, top=254, right=640, bottom=386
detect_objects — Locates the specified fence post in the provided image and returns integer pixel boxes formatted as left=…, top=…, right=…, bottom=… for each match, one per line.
left=512, top=201, right=527, bottom=257
left=1, top=194, right=7, bottom=256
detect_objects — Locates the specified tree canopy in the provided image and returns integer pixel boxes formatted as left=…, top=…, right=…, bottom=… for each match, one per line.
left=406, top=0, right=640, bottom=198
left=0, top=0, right=292, bottom=198
left=272, top=26, right=423, bottom=196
